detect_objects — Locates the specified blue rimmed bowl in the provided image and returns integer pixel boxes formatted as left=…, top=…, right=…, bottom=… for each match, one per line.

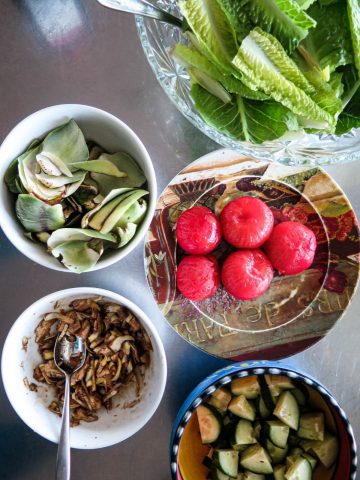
left=170, top=361, right=357, bottom=480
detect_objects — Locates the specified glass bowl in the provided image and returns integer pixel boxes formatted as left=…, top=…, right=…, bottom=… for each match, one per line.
left=135, top=4, right=360, bottom=166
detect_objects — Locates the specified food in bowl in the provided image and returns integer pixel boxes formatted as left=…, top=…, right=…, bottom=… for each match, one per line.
left=4, top=119, right=148, bottom=272
left=171, top=0, right=360, bottom=144
left=182, top=374, right=339, bottom=480
left=175, top=196, right=317, bottom=301
left=32, top=296, right=152, bottom=426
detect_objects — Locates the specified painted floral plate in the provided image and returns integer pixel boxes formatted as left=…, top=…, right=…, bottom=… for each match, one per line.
left=144, top=149, right=360, bottom=360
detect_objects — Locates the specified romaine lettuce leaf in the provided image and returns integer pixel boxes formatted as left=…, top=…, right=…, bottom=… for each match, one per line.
left=178, top=0, right=238, bottom=71
left=191, top=83, right=298, bottom=142
left=188, top=68, right=232, bottom=103
left=172, top=43, right=268, bottom=99
left=238, top=0, right=316, bottom=53
left=336, top=113, right=360, bottom=134
left=347, top=0, right=360, bottom=77
left=294, top=0, right=316, bottom=9
left=299, top=2, right=354, bottom=75
left=216, top=0, right=253, bottom=41
left=232, top=29, right=335, bottom=129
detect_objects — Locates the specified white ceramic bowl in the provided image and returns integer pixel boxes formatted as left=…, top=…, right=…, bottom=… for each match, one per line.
left=1, top=287, right=167, bottom=449
left=0, top=104, right=157, bottom=272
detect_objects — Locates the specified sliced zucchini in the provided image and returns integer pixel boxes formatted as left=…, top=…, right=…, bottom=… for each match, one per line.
left=231, top=376, right=260, bottom=399
left=284, top=457, right=312, bottom=480
left=214, top=449, right=239, bottom=478
left=240, top=445, right=273, bottom=475
left=197, top=403, right=222, bottom=444
left=265, top=438, right=288, bottom=464
left=209, top=387, right=232, bottom=413
left=213, top=467, right=231, bottom=480
left=265, top=420, right=290, bottom=448
left=228, top=395, right=256, bottom=421
left=298, top=412, right=325, bottom=441
left=273, top=392, right=300, bottom=430
left=257, top=396, right=271, bottom=419
left=274, top=465, right=286, bottom=480
left=234, top=419, right=257, bottom=446
left=301, top=453, right=317, bottom=470
left=309, top=433, right=339, bottom=468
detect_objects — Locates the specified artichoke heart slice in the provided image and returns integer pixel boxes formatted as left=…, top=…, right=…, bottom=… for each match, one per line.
left=51, top=239, right=104, bottom=274
left=116, top=199, right=147, bottom=228
left=39, top=119, right=89, bottom=176
left=98, top=190, right=148, bottom=234
left=91, top=152, right=146, bottom=195
left=114, top=223, right=137, bottom=248
left=16, top=194, right=65, bottom=232
left=70, top=159, right=127, bottom=177
left=47, top=228, right=117, bottom=250
left=35, top=171, right=85, bottom=188
left=36, top=154, right=63, bottom=177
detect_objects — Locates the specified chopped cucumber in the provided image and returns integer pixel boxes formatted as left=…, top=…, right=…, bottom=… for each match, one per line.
left=209, top=387, right=233, bottom=413
left=274, top=464, right=286, bottom=480
left=265, top=420, right=290, bottom=448
left=197, top=403, right=222, bottom=444
left=273, top=392, right=300, bottom=430
left=257, top=396, right=271, bottom=419
left=284, top=457, right=312, bottom=480
left=213, top=467, right=231, bottom=480
left=240, top=445, right=273, bottom=474
left=308, top=433, right=339, bottom=468
left=286, top=455, right=301, bottom=469
left=234, top=419, right=257, bottom=446
left=229, top=395, right=256, bottom=421
left=265, top=438, right=289, bottom=464
left=214, top=449, right=239, bottom=478
left=265, top=375, right=294, bottom=397
left=231, top=376, right=260, bottom=399
left=301, top=453, right=317, bottom=470
left=298, top=412, right=324, bottom=441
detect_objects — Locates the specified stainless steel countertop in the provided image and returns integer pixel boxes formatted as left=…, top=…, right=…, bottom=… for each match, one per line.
left=0, top=1, right=359, bottom=479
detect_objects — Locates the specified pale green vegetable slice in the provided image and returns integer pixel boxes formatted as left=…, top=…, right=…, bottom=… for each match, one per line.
left=232, top=29, right=334, bottom=129
left=189, top=68, right=232, bottom=103
left=237, top=0, right=316, bottom=53
left=70, top=159, right=127, bottom=177
left=36, top=155, right=62, bottom=176
left=114, top=223, right=138, bottom=248
left=216, top=0, right=253, bottom=41
left=51, top=239, right=103, bottom=274
left=116, top=199, right=147, bottom=228
left=347, top=0, right=360, bottom=77
left=91, top=153, right=146, bottom=195
left=4, top=158, right=22, bottom=193
left=47, top=228, right=116, bottom=249
left=35, top=171, right=85, bottom=188
left=88, top=194, right=132, bottom=231
left=15, top=194, right=65, bottom=232
left=178, top=0, right=238, bottom=71
left=39, top=119, right=88, bottom=176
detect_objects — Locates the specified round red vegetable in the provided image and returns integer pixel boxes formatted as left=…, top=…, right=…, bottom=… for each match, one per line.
left=264, top=221, right=317, bottom=275
left=176, top=206, right=222, bottom=254
left=176, top=255, right=220, bottom=301
left=220, top=196, right=274, bottom=249
left=221, top=250, right=274, bottom=300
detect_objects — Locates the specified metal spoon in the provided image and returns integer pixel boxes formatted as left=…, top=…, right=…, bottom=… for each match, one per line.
left=96, top=0, right=183, bottom=28
left=54, top=334, right=86, bottom=480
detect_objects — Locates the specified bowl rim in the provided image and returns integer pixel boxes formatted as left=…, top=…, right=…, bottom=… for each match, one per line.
left=169, top=360, right=357, bottom=480
left=0, top=103, right=157, bottom=273
left=1, top=287, right=167, bottom=449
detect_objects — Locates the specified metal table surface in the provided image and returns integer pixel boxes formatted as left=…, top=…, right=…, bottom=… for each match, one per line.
left=0, top=1, right=359, bottom=479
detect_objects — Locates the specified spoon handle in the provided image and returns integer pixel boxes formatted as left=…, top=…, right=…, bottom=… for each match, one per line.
left=56, top=373, right=71, bottom=480
left=97, top=0, right=183, bottom=28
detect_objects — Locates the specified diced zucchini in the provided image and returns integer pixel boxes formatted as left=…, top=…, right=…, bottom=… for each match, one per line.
left=214, top=449, right=239, bottom=478
left=284, top=457, right=312, bottom=480
left=298, top=412, right=325, bottom=441
left=240, top=445, right=273, bottom=474
left=274, top=465, right=286, bottom=480
left=265, top=375, right=294, bottom=397
left=234, top=419, right=257, bottom=446
left=241, top=472, right=265, bottom=480
left=231, top=376, right=260, bottom=399
left=213, top=467, right=231, bottom=480
left=228, top=395, right=256, bottom=421
left=286, top=455, right=301, bottom=469
left=257, top=396, right=271, bottom=419
left=301, top=453, right=317, bottom=470
left=197, top=403, right=222, bottom=444
left=265, top=420, right=290, bottom=448
left=273, top=392, right=300, bottom=430
left=258, top=376, right=276, bottom=411
left=265, top=438, right=288, bottom=464
left=309, top=433, right=338, bottom=468
left=208, top=387, right=232, bottom=413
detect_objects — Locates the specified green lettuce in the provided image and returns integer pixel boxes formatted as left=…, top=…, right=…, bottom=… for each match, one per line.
left=347, top=0, right=360, bottom=77
left=295, top=0, right=316, bottom=9
left=216, top=0, right=254, bottom=41
left=191, top=83, right=298, bottom=143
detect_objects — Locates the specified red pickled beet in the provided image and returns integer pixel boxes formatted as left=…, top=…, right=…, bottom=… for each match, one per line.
left=176, top=255, right=220, bottom=301
left=176, top=206, right=222, bottom=254
left=220, top=196, right=274, bottom=248
left=264, top=221, right=317, bottom=275
left=222, top=250, right=274, bottom=300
